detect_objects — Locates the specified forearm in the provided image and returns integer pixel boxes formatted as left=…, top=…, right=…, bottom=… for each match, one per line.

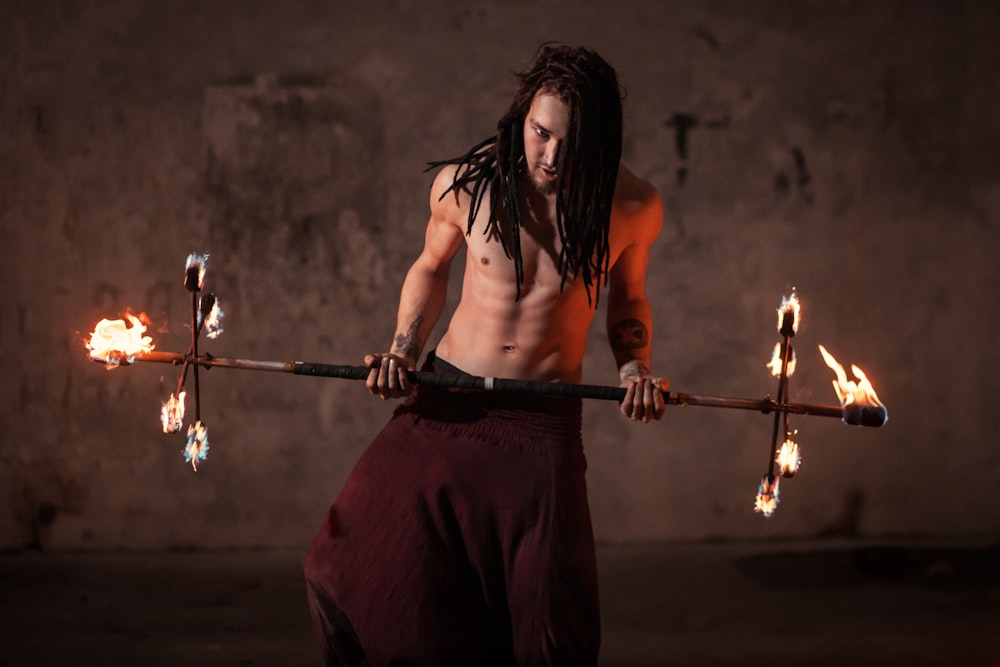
left=389, top=261, right=450, bottom=363
left=607, top=297, right=654, bottom=379
left=607, top=295, right=668, bottom=422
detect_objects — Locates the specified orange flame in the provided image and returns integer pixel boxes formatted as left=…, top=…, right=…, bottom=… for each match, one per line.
left=161, top=391, right=186, bottom=434
left=766, top=342, right=797, bottom=377
left=818, top=345, right=885, bottom=409
left=86, top=312, right=155, bottom=368
left=754, top=474, right=780, bottom=517
left=776, top=438, right=801, bottom=477
left=776, top=292, right=801, bottom=336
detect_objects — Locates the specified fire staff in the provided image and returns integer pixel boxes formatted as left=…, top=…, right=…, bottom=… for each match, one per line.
left=302, top=43, right=667, bottom=666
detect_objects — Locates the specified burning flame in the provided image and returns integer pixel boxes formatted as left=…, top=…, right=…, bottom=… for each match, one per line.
left=185, top=420, right=209, bottom=471
left=767, top=342, right=797, bottom=377
left=185, top=253, right=208, bottom=291
left=161, top=391, right=186, bottom=434
left=754, top=474, right=780, bottom=517
left=818, top=344, right=887, bottom=427
left=776, top=438, right=801, bottom=477
left=199, top=297, right=224, bottom=339
left=776, top=292, right=801, bottom=336
left=87, top=312, right=154, bottom=368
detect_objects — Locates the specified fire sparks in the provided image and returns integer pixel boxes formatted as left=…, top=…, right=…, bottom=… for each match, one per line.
left=776, top=438, right=801, bottom=477
left=754, top=474, right=780, bottom=517
left=185, top=420, right=210, bottom=471
left=86, top=312, right=154, bottom=368
left=161, top=391, right=186, bottom=434
left=818, top=345, right=888, bottom=427
left=776, top=292, right=801, bottom=336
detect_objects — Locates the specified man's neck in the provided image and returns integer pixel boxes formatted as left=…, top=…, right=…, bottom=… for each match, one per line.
left=517, top=171, right=559, bottom=227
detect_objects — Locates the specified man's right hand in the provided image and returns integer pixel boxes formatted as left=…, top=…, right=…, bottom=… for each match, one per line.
left=364, top=353, right=416, bottom=400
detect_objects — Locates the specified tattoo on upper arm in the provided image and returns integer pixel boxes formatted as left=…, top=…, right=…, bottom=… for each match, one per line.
left=393, top=315, right=424, bottom=359
left=610, top=319, right=649, bottom=353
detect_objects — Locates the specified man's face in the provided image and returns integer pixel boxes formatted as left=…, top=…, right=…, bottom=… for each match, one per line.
left=522, top=91, right=570, bottom=196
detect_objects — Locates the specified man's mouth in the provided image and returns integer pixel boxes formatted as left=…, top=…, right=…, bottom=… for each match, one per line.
left=539, top=165, right=558, bottom=181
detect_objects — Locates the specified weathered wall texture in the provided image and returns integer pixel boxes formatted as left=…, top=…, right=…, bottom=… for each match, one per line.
left=2, top=1, right=998, bottom=550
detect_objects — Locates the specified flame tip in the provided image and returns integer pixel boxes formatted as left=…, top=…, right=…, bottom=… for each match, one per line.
left=818, top=344, right=886, bottom=421
left=776, top=292, right=801, bottom=335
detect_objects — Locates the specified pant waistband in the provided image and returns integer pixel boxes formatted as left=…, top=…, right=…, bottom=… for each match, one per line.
left=427, top=351, right=468, bottom=376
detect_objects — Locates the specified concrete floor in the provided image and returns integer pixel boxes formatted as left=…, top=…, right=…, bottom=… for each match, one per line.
left=1, top=539, right=998, bottom=667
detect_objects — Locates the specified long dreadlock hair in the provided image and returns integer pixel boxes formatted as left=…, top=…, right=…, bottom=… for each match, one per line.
left=427, top=43, right=624, bottom=304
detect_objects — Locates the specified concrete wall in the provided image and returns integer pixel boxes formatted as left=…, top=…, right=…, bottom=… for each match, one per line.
left=2, top=0, right=998, bottom=550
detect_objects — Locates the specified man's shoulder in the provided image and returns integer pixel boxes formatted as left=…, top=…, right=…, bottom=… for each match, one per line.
left=429, top=163, right=494, bottom=235
left=429, top=164, right=472, bottom=216
left=431, top=161, right=491, bottom=200
left=430, top=163, right=462, bottom=196
left=614, top=164, right=659, bottom=206
left=612, top=165, right=663, bottom=229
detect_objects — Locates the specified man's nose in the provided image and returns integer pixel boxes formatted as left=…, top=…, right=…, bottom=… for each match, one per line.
left=544, top=140, right=561, bottom=166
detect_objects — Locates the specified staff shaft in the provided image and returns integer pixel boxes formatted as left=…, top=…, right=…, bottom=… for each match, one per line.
left=134, top=350, right=850, bottom=421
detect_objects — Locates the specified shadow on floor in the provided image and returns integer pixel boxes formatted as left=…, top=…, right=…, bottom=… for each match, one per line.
left=1, top=539, right=998, bottom=666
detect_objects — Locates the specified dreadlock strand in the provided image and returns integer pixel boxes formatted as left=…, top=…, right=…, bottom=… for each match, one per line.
left=428, top=44, right=623, bottom=303
left=500, top=121, right=525, bottom=295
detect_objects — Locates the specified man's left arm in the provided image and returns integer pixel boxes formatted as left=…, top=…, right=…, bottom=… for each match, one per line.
left=606, top=187, right=667, bottom=422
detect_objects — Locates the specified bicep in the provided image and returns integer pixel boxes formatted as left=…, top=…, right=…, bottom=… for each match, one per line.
left=419, top=212, right=464, bottom=271
left=417, top=171, right=467, bottom=271
left=609, top=243, right=651, bottom=300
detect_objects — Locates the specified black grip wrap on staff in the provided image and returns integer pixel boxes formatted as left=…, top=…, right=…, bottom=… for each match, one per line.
left=290, top=362, right=629, bottom=401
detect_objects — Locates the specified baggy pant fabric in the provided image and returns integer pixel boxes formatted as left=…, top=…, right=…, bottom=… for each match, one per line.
left=303, top=354, right=600, bottom=666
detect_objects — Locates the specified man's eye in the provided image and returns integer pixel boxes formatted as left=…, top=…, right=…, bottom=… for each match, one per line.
left=536, top=129, right=548, bottom=139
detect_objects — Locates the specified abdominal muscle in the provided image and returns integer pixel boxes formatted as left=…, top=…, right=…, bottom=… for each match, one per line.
left=434, top=249, right=598, bottom=383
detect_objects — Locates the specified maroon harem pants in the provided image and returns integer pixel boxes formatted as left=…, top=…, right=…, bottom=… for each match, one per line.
left=303, top=355, right=600, bottom=666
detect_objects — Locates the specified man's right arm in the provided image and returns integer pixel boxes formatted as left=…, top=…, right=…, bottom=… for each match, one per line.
left=365, top=167, right=467, bottom=399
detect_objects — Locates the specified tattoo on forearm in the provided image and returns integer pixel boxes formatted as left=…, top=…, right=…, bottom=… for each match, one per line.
left=610, top=319, right=649, bottom=353
left=392, top=315, right=424, bottom=359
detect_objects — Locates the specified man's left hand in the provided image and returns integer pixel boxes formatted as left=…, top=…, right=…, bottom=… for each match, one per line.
left=619, top=374, right=668, bottom=422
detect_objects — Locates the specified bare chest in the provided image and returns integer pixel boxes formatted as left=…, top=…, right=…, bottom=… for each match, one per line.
left=464, top=211, right=566, bottom=295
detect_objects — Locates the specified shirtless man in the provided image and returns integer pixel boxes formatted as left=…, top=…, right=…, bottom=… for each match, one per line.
left=304, top=44, right=666, bottom=667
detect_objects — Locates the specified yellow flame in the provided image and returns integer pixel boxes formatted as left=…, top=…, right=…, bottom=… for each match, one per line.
left=776, top=292, right=801, bottom=335
left=86, top=312, right=155, bottom=368
left=161, top=391, right=186, bottom=434
left=818, top=344, right=885, bottom=410
left=776, top=438, right=801, bottom=477
left=203, top=299, right=224, bottom=339
left=766, top=342, right=797, bottom=377
left=754, top=474, right=780, bottom=517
